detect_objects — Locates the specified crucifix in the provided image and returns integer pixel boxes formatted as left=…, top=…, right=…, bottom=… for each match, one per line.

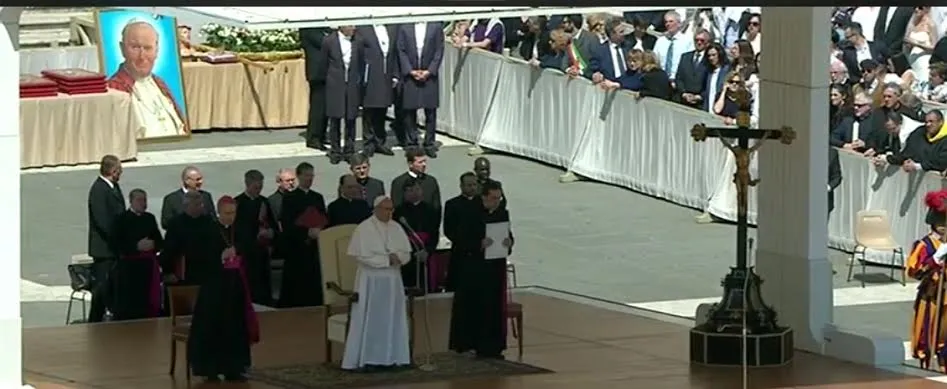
left=690, top=89, right=796, bottom=333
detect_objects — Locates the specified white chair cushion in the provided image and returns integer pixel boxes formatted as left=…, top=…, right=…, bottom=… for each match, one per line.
left=327, top=313, right=349, bottom=343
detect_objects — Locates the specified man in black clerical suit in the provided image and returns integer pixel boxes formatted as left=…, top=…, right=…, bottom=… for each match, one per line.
left=160, top=165, right=216, bottom=229
left=159, top=191, right=221, bottom=287
left=300, top=27, right=332, bottom=150
left=87, top=154, right=126, bottom=323
left=328, top=174, right=372, bottom=227
left=448, top=180, right=514, bottom=359
left=391, top=148, right=442, bottom=214
left=473, top=157, right=506, bottom=210
left=394, top=178, right=441, bottom=290
left=111, top=188, right=163, bottom=321
left=268, top=168, right=296, bottom=262
left=349, top=154, right=385, bottom=207
left=443, top=172, right=481, bottom=292
left=234, top=170, right=278, bottom=306
left=278, top=162, right=328, bottom=308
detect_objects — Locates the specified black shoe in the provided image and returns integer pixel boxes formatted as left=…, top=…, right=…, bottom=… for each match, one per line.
left=224, top=373, right=248, bottom=382
left=306, top=141, right=327, bottom=151
left=375, top=145, right=395, bottom=156
left=475, top=352, right=504, bottom=360
left=425, top=148, right=438, bottom=158
left=202, top=375, right=221, bottom=383
left=328, top=153, right=343, bottom=165
left=362, top=147, right=375, bottom=158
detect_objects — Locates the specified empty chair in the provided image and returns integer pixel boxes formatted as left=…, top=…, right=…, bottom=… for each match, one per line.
left=847, top=210, right=906, bottom=287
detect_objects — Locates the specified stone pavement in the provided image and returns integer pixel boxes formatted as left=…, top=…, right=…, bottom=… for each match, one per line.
left=19, top=129, right=919, bottom=362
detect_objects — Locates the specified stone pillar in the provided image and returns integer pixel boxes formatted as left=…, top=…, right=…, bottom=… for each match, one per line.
left=0, top=7, right=24, bottom=387
left=755, top=7, right=902, bottom=366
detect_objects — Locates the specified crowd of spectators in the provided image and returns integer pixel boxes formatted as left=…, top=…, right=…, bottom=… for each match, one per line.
left=828, top=7, right=947, bottom=174
left=438, top=7, right=947, bottom=175
left=444, top=8, right=766, bottom=125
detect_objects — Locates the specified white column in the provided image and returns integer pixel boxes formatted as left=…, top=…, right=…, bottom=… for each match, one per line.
left=0, top=7, right=22, bottom=387
left=755, top=7, right=902, bottom=366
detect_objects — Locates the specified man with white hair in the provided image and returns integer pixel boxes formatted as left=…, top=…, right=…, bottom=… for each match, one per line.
left=341, top=196, right=413, bottom=370
left=653, top=10, right=694, bottom=83
left=160, top=165, right=216, bottom=229
left=107, top=20, right=187, bottom=139
left=830, top=57, right=854, bottom=88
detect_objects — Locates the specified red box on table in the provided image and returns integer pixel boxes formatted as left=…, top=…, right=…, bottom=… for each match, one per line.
left=40, top=68, right=108, bottom=95
left=19, top=74, right=59, bottom=98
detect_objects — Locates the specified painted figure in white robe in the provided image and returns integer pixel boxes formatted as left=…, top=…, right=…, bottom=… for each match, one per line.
left=107, top=20, right=187, bottom=140
left=341, top=196, right=413, bottom=370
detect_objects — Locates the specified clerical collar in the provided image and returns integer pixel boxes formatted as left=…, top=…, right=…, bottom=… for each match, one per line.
left=408, top=171, right=419, bottom=178
left=356, top=177, right=369, bottom=185
left=411, top=200, right=422, bottom=206
left=465, top=195, right=475, bottom=200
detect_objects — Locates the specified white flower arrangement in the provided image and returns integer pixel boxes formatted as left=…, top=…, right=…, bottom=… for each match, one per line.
left=200, top=23, right=301, bottom=53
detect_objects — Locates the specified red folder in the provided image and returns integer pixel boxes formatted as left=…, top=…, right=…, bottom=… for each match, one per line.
left=295, top=206, right=327, bottom=229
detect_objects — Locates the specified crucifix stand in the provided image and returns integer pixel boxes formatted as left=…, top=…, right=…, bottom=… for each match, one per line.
left=688, top=90, right=797, bottom=367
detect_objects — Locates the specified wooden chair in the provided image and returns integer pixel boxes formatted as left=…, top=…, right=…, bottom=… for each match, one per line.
left=506, top=263, right=524, bottom=361
left=847, top=210, right=906, bottom=287
left=319, top=224, right=422, bottom=364
left=167, top=285, right=200, bottom=384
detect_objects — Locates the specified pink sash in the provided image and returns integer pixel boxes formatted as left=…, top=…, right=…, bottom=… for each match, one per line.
left=224, top=256, right=261, bottom=344
left=409, top=231, right=430, bottom=247
left=122, top=250, right=161, bottom=318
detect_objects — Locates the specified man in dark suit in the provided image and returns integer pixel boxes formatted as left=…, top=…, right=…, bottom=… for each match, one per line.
left=841, top=22, right=888, bottom=82
left=589, top=17, right=629, bottom=84
left=299, top=27, right=332, bottom=151
left=828, top=146, right=843, bottom=219
left=349, top=153, right=386, bottom=207
left=357, top=24, right=399, bottom=157
left=673, top=29, right=711, bottom=109
left=397, top=22, right=444, bottom=158
left=160, top=165, right=216, bottom=229
left=872, top=7, right=912, bottom=57
left=626, top=16, right=657, bottom=51
left=323, top=26, right=364, bottom=165
left=87, top=155, right=126, bottom=322
left=830, top=91, right=878, bottom=153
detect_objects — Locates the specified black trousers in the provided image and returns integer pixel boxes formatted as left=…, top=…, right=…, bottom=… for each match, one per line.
left=391, top=90, right=407, bottom=146
left=88, top=257, right=117, bottom=322
left=306, top=81, right=328, bottom=143
left=362, top=107, right=390, bottom=151
left=328, top=117, right=357, bottom=156
left=404, top=108, right=437, bottom=149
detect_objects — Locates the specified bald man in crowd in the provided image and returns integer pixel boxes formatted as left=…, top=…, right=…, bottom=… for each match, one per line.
left=107, top=20, right=187, bottom=139
left=160, top=166, right=216, bottom=229
left=268, top=168, right=297, bottom=222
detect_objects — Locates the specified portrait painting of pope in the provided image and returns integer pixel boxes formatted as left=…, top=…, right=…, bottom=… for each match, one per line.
left=99, top=13, right=189, bottom=140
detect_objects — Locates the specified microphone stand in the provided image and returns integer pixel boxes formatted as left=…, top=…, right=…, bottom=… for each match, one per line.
left=398, top=218, right=437, bottom=372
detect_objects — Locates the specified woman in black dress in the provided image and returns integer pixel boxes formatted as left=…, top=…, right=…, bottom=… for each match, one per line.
left=187, top=196, right=260, bottom=383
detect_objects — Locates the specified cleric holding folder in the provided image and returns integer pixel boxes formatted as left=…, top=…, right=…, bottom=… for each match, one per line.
left=106, top=20, right=186, bottom=139
left=110, top=188, right=164, bottom=321
left=448, top=180, right=514, bottom=359
left=278, top=162, right=329, bottom=308
left=907, top=189, right=947, bottom=372
left=342, top=196, right=413, bottom=370
left=187, top=196, right=260, bottom=383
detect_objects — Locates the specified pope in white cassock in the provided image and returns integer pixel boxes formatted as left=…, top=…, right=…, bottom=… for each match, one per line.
left=107, top=20, right=187, bottom=140
left=341, top=196, right=413, bottom=370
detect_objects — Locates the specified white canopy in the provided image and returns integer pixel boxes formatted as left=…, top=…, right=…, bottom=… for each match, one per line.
left=135, top=6, right=676, bottom=30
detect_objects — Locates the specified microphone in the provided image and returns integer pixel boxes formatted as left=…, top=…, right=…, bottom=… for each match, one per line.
left=398, top=217, right=429, bottom=262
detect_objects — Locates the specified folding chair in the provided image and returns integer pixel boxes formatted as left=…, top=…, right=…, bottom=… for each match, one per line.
left=65, top=263, right=94, bottom=325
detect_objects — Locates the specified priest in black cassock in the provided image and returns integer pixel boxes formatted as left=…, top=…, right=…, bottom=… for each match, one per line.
left=111, top=188, right=164, bottom=321
left=393, top=177, right=441, bottom=289
left=234, top=170, right=278, bottom=306
left=187, top=196, right=260, bottom=383
left=328, top=174, right=372, bottom=227
left=349, top=154, right=385, bottom=207
left=159, top=191, right=222, bottom=287
left=473, top=157, right=506, bottom=210
left=443, top=172, right=481, bottom=291
left=448, top=180, right=514, bottom=359
left=391, top=148, right=441, bottom=213
left=278, top=162, right=328, bottom=307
